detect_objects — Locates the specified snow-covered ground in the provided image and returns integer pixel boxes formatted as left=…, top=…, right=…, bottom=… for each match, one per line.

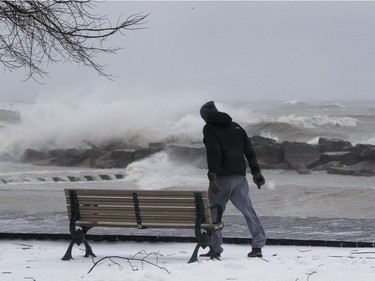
left=0, top=239, right=374, bottom=281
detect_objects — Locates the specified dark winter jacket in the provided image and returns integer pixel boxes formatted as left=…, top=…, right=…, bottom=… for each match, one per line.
left=202, top=111, right=261, bottom=177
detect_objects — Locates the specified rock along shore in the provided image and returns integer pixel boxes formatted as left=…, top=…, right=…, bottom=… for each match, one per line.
left=4, top=136, right=374, bottom=178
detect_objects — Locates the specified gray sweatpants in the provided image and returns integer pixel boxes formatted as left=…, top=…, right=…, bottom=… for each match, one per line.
left=209, top=175, right=266, bottom=253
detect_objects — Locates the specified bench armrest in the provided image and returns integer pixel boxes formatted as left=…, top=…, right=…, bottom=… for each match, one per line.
left=209, top=203, right=223, bottom=224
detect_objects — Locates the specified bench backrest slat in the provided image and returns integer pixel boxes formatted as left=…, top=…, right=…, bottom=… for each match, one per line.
left=66, top=189, right=203, bottom=197
left=69, top=198, right=196, bottom=207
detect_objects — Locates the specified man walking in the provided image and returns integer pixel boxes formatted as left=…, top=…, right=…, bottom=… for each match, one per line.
left=200, top=101, right=266, bottom=258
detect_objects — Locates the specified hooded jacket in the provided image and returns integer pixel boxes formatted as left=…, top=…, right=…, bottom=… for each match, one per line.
left=202, top=110, right=260, bottom=177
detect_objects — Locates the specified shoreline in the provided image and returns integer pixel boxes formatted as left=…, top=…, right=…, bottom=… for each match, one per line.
left=1, top=169, right=374, bottom=219
left=1, top=169, right=373, bottom=249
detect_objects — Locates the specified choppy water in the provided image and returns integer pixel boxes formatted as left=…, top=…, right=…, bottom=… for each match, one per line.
left=0, top=100, right=374, bottom=220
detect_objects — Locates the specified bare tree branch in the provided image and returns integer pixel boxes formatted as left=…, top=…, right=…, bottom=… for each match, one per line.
left=0, top=0, right=148, bottom=80
left=87, top=251, right=170, bottom=275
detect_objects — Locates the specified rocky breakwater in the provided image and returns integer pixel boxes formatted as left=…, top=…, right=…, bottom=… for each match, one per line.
left=15, top=137, right=375, bottom=177
left=18, top=142, right=165, bottom=169
left=251, top=136, right=375, bottom=176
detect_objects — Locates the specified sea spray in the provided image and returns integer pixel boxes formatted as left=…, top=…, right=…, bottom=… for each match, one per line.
left=1, top=99, right=374, bottom=158
left=124, top=151, right=206, bottom=189
left=0, top=97, right=205, bottom=157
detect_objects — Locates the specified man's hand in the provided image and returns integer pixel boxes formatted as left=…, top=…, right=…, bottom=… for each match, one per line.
left=207, top=172, right=220, bottom=194
left=209, top=181, right=221, bottom=194
left=253, top=172, right=265, bottom=189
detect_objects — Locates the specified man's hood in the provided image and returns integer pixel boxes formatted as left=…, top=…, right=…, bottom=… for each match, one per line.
left=205, top=111, right=232, bottom=126
left=200, top=101, right=232, bottom=126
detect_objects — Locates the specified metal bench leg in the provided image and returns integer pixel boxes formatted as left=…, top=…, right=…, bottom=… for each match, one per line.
left=190, top=192, right=214, bottom=263
left=80, top=227, right=95, bottom=258
left=188, top=232, right=220, bottom=263
left=62, top=240, right=75, bottom=260
left=83, top=238, right=96, bottom=258
left=188, top=243, right=201, bottom=263
left=62, top=228, right=95, bottom=260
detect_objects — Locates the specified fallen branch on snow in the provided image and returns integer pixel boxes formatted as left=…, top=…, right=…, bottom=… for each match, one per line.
left=87, top=250, right=170, bottom=274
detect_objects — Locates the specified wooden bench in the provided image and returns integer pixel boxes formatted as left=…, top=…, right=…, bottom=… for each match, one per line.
left=62, top=189, right=224, bottom=263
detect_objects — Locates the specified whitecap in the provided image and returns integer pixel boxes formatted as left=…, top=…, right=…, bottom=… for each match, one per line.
left=277, top=115, right=357, bottom=128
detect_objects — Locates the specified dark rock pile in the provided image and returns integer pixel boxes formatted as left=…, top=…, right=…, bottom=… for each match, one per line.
left=18, top=143, right=165, bottom=169
left=15, top=137, right=375, bottom=177
left=251, top=136, right=375, bottom=176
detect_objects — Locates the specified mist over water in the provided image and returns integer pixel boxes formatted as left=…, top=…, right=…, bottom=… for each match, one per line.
left=244, top=100, right=375, bottom=145
left=0, top=95, right=206, bottom=156
left=1, top=97, right=375, bottom=158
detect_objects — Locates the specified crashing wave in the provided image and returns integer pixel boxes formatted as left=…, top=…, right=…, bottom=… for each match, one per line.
left=277, top=115, right=357, bottom=128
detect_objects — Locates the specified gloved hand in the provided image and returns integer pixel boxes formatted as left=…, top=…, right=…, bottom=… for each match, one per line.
left=253, top=172, right=265, bottom=189
left=207, top=172, right=220, bottom=194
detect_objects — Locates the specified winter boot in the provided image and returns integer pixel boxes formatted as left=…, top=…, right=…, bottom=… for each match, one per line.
left=247, top=248, right=263, bottom=258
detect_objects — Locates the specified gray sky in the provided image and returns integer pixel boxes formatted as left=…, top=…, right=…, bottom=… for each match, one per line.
left=1, top=1, right=375, bottom=102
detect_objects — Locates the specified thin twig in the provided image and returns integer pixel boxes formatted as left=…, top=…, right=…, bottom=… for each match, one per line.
left=87, top=251, right=170, bottom=275
left=0, top=1, right=148, bottom=79
left=306, top=271, right=317, bottom=281
left=296, top=248, right=311, bottom=253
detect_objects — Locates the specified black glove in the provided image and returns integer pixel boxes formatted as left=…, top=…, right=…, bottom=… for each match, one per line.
left=253, top=172, right=265, bottom=189
left=207, top=172, right=220, bottom=194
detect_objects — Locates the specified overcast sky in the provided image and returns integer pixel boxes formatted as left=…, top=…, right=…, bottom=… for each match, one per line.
left=1, top=1, right=375, bottom=103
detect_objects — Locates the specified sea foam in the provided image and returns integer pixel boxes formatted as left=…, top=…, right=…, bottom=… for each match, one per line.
left=277, top=115, right=357, bottom=128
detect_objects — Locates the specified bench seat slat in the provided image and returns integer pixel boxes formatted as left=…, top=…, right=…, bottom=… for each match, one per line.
left=68, top=213, right=203, bottom=221
left=67, top=196, right=198, bottom=201
left=71, top=204, right=197, bottom=209
left=68, top=198, right=197, bottom=206
left=69, top=213, right=212, bottom=221
left=75, top=220, right=222, bottom=230
left=66, top=198, right=133, bottom=205
left=65, top=189, right=208, bottom=198
left=73, top=213, right=204, bottom=219
left=68, top=210, right=203, bottom=217
left=74, top=217, right=212, bottom=225
left=72, top=206, right=197, bottom=212
left=67, top=211, right=213, bottom=222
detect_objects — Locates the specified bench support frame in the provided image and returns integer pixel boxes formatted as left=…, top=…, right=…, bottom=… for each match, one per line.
left=62, top=190, right=96, bottom=260
left=62, top=190, right=223, bottom=263
left=188, top=192, right=223, bottom=263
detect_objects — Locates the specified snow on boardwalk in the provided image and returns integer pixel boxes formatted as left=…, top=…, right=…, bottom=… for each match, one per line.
left=0, top=239, right=374, bottom=281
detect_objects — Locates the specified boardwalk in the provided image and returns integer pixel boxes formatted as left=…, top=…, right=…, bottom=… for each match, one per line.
left=1, top=211, right=374, bottom=247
